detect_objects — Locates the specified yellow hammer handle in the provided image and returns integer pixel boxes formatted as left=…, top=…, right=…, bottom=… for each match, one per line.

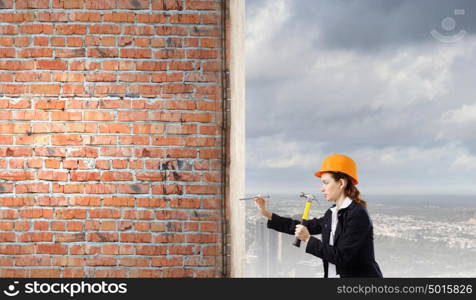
left=301, top=201, right=312, bottom=220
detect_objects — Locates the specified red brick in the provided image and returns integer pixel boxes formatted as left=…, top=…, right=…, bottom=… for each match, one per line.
left=56, top=48, right=85, bottom=58
left=90, top=24, right=121, bottom=34
left=117, top=184, right=149, bottom=194
left=37, top=170, right=68, bottom=181
left=63, top=269, right=85, bottom=278
left=111, top=160, right=128, bottom=169
left=104, top=12, right=135, bottom=22
left=16, top=183, right=49, bottom=193
left=18, top=232, right=53, bottom=242
left=70, top=196, right=101, bottom=206
left=14, top=110, right=49, bottom=121
left=123, top=209, right=154, bottom=220
left=101, top=172, right=133, bottom=181
left=36, top=244, right=68, bottom=255
left=123, top=25, right=154, bottom=35
left=55, top=209, right=87, bottom=219
left=65, top=123, right=96, bottom=133
left=89, top=208, right=121, bottom=219
left=168, top=245, right=197, bottom=255
left=85, top=135, right=116, bottom=145
left=85, top=256, right=117, bottom=266
left=84, top=184, right=116, bottom=194
left=171, top=14, right=201, bottom=24
left=199, top=125, right=219, bottom=135
left=151, top=257, right=184, bottom=267
left=52, top=135, right=83, bottom=146
left=0, top=48, right=15, bottom=57
left=120, top=49, right=152, bottom=58
left=50, top=37, right=65, bottom=46
left=156, top=25, right=188, bottom=36
left=0, top=0, right=13, bottom=9
left=132, top=124, right=165, bottom=134
left=84, top=111, right=114, bottom=121
left=55, top=232, right=84, bottom=243
left=15, top=256, right=51, bottom=266
left=0, top=221, right=13, bottom=230
left=0, top=171, right=33, bottom=181
left=19, top=48, right=53, bottom=58
left=0, top=232, right=15, bottom=242
left=16, top=0, right=50, bottom=8
left=152, top=184, right=183, bottom=195
left=152, top=0, right=182, bottom=10
left=184, top=137, right=216, bottom=147
left=119, top=134, right=148, bottom=145
left=86, top=232, right=118, bottom=242
left=118, top=0, right=148, bottom=9
left=35, top=60, right=66, bottom=70
left=154, top=49, right=185, bottom=59
left=118, top=111, right=147, bottom=121
left=103, top=196, right=135, bottom=207
left=186, top=233, right=217, bottom=243
left=165, top=148, right=197, bottom=158
left=137, top=198, right=167, bottom=208
left=171, top=198, right=201, bottom=209
left=99, top=123, right=130, bottom=133
left=0, top=146, right=33, bottom=156
left=100, top=147, right=132, bottom=157
left=137, top=13, right=168, bottom=23
left=136, top=61, right=166, bottom=71
left=0, top=209, right=16, bottom=220
left=95, top=160, right=110, bottom=170
left=30, top=84, right=61, bottom=95
left=71, top=172, right=100, bottom=182
left=186, top=185, right=218, bottom=195
left=53, top=0, right=83, bottom=9
left=87, top=48, right=118, bottom=58
left=55, top=24, right=87, bottom=35
left=136, top=172, right=164, bottom=181
left=203, top=14, right=219, bottom=25
left=70, top=12, right=101, bottom=22
left=35, top=100, right=65, bottom=110
left=33, top=147, right=66, bottom=157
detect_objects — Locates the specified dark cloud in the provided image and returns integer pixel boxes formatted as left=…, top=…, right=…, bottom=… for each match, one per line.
left=281, top=0, right=476, bottom=51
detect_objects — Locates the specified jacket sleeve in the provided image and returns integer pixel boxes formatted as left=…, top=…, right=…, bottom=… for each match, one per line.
left=267, top=213, right=323, bottom=235
left=305, top=207, right=370, bottom=266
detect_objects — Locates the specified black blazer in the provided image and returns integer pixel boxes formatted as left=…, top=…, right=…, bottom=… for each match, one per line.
left=267, top=201, right=383, bottom=278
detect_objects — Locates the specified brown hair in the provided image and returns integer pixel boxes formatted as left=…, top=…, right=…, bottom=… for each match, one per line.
left=328, top=171, right=367, bottom=208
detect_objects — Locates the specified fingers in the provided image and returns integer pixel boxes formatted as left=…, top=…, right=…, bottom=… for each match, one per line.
left=294, top=224, right=301, bottom=237
left=253, top=196, right=266, bottom=207
left=295, top=224, right=310, bottom=241
left=295, top=224, right=304, bottom=233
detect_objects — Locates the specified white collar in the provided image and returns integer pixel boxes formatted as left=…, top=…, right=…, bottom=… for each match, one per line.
left=330, top=197, right=353, bottom=213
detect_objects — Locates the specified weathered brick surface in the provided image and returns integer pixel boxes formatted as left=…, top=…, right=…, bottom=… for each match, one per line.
left=0, top=0, right=225, bottom=278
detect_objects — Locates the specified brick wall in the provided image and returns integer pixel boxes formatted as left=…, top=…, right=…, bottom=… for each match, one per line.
left=0, top=0, right=227, bottom=278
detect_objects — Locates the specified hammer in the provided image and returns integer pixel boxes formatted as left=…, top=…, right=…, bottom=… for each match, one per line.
left=293, top=192, right=317, bottom=247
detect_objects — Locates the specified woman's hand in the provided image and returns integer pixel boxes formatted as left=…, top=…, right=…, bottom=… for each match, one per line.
left=254, top=196, right=272, bottom=220
left=295, top=224, right=310, bottom=242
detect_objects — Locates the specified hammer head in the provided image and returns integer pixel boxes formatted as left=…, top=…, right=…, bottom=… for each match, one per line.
left=299, top=192, right=320, bottom=206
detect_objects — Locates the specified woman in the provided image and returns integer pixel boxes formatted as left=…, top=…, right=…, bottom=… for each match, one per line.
left=254, top=154, right=383, bottom=278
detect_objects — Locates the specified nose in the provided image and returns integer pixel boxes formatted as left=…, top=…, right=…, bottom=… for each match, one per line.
left=320, top=185, right=325, bottom=193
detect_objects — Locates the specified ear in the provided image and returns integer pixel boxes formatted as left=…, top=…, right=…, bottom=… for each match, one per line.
left=338, top=178, right=347, bottom=189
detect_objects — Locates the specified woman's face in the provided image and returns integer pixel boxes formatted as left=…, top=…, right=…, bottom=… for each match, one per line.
left=320, top=172, right=345, bottom=202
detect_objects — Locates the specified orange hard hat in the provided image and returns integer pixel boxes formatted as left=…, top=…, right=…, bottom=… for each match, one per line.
left=314, top=154, right=358, bottom=185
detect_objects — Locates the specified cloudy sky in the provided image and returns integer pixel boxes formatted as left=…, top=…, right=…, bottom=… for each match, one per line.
left=245, top=0, right=476, bottom=195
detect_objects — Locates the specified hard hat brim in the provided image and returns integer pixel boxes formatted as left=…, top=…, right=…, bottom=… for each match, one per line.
left=314, top=170, right=358, bottom=185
